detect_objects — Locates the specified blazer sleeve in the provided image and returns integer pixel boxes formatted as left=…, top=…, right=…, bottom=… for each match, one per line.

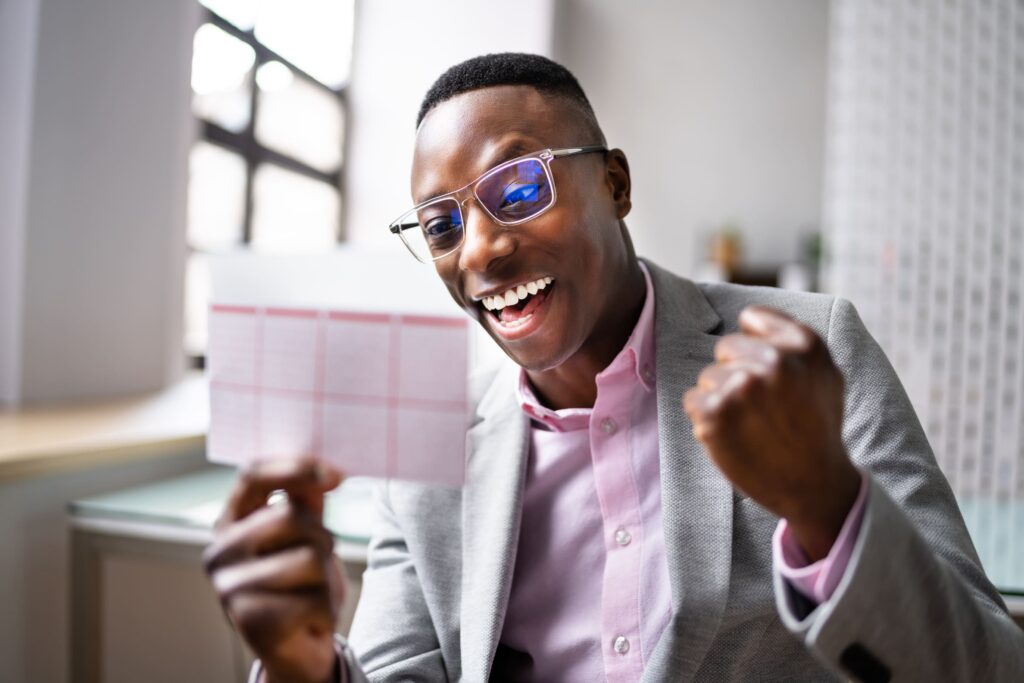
left=343, top=480, right=449, bottom=682
left=773, top=296, right=1024, bottom=682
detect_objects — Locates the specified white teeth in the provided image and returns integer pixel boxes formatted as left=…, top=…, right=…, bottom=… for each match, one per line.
left=480, top=277, right=554, bottom=314
left=481, top=295, right=505, bottom=311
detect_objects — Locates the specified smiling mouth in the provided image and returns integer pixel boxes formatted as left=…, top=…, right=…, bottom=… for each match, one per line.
left=479, top=276, right=554, bottom=330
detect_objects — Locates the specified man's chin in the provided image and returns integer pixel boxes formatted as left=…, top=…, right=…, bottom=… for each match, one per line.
left=489, top=333, right=576, bottom=373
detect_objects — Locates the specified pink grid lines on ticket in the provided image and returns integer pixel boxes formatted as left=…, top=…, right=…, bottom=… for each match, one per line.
left=207, top=305, right=470, bottom=487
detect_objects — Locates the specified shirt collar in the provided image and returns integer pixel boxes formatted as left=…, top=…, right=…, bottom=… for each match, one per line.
left=516, top=261, right=657, bottom=430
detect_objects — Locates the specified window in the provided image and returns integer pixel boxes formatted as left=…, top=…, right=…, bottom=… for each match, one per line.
left=185, top=0, right=355, bottom=358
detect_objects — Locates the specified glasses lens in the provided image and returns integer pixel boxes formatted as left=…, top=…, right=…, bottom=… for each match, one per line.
left=475, top=158, right=553, bottom=224
left=392, top=197, right=464, bottom=262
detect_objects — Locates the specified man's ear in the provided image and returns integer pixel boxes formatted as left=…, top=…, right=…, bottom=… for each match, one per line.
left=604, top=148, right=632, bottom=219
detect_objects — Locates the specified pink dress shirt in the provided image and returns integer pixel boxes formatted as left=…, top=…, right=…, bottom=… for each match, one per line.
left=498, top=262, right=870, bottom=681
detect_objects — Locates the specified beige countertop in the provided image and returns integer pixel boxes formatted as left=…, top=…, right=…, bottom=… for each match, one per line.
left=0, top=374, right=208, bottom=482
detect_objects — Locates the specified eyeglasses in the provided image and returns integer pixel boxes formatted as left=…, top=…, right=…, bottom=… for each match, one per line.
left=388, top=146, right=607, bottom=263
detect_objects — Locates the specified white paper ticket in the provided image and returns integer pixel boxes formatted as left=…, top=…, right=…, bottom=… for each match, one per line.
left=206, top=304, right=470, bottom=487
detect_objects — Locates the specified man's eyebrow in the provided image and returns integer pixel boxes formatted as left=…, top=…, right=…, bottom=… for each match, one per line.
left=418, top=141, right=537, bottom=204
left=488, top=141, right=533, bottom=166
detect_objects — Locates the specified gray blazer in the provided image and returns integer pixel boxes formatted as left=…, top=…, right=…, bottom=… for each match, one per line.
left=341, top=260, right=1024, bottom=681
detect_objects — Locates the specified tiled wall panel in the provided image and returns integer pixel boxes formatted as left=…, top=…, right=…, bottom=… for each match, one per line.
left=824, top=0, right=1023, bottom=505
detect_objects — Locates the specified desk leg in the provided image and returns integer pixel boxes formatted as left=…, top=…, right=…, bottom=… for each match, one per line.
left=71, top=528, right=103, bottom=683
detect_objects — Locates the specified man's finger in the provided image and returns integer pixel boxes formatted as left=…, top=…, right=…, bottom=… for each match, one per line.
left=204, top=501, right=334, bottom=573
left=697, top=360, right=769, bottom=391
left=714, top=333, right=778, bottom=365
left=212, top=545, right=333, bottom=598
left=220, top=458, right=343, bottom=526
left=737, top=306, right=814, bottom=351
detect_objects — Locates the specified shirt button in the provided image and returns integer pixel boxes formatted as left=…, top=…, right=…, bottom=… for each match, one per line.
left=600, top=418, right=617, bottom=435
left=613, top=636, right=630, bottom=655
left=614, top=528, right=632, bottom=546
left=642, top=365, right=654, bottom=382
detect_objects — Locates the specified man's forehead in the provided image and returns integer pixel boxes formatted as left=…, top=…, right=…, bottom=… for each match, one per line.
left=410, top=86, right=578, bottom=201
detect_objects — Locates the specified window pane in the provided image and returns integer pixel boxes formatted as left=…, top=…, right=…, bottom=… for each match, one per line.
left=199, top=0, right=257, bottom=30
left=251, top=164, right=340, bottom=252
left=191, top=23, right=254, bottom=133
left=255, top=61, right=344, bottom=173
left=188, top=141, right=247, bottom=251
left=184, top=252, right=211, bottom=356
left=254, top=0, right=355, bottom=88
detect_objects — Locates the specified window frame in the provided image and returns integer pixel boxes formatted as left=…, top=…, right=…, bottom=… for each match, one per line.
left=197, top=6, right=348, bottom=243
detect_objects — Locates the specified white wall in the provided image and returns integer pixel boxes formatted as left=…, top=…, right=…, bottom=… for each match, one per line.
left=343, top=0, right=556, bottom=244
left=0, top=0, right=39, bottom=405
left=554, top=0, right=829, bottom=276
left=3, top=0, right=198, bottom=406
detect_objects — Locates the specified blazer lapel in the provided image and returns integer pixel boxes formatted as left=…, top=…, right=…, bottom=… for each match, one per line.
left=641, top=261, right=734, bottom=682
left=460, top=362, right=530, bottom=682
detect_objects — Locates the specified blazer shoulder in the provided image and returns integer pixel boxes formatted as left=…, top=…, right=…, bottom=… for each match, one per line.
left=696, top=281, right=839, bottom=338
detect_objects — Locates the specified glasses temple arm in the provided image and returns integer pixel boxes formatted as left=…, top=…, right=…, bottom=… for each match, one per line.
left=550, top=145, right=608, bottom=158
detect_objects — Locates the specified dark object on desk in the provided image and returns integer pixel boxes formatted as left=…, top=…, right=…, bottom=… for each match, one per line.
left=728, top=267, right=781, bottom=288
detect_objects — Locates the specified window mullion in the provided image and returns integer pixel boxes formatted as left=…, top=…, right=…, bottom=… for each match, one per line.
left=240, top=46, right=262, bottom=245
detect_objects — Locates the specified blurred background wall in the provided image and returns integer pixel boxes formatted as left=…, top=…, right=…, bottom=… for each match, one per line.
left=553, top=0, right=829, bottom=278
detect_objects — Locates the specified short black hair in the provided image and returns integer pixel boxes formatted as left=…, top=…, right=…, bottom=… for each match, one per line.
left=416, top=52, right=603, bottom=142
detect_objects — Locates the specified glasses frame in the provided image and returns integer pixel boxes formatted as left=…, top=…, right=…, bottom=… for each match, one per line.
left=388, top=145, right=607, bottom=263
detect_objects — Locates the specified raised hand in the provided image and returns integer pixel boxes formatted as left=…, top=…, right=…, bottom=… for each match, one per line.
left=204, top=459, right=346, bottom=683
left=683, top=305, right=861, bottom=561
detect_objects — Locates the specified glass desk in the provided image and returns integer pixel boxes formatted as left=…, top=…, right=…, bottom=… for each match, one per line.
left=69, top=465, right=374, bottom=559
left=959, top=498, right=1024, bottom=611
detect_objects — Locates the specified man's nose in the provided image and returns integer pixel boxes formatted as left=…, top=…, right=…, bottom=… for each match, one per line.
left=457, top=200, right=514, bottom=273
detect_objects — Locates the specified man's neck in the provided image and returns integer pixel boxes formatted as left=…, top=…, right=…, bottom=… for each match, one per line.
left=526, top=259, right=647, bottom=410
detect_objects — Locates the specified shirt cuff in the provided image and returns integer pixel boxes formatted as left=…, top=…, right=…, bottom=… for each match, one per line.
left=772, top=468, right=870, bottom=605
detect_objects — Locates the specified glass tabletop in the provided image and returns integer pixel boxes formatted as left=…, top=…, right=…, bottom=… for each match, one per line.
left=69, top=467, right=1024, bottom=596
left=69, top=465, right=374, bottom=545
left=959, top=498, right=1024, bottom=595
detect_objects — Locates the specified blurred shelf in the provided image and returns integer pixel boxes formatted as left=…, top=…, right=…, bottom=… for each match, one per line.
left=0, top=373, right=208, bottom=482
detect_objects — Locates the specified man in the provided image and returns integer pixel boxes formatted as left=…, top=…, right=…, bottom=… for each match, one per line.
left=204, top=53, right=1024, bottom=682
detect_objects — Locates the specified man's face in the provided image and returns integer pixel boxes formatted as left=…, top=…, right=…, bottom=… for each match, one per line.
left=411, top=85, right=631, bottom=372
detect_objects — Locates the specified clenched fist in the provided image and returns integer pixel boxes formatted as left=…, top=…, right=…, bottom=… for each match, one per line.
left=204, top=459, right=346, bottom=683
left=683, top=305, right=861, bottom=561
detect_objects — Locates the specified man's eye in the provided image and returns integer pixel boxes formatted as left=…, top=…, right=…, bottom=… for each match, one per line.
left=424, top=217, right=457, bottom=238
left=499, top=184, right=540, bottom=210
